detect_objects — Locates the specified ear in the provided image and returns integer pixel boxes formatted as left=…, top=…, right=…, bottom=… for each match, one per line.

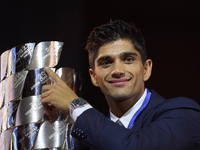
left=143, top=59, right=153, bottom=81
left=89, top=68, right=99, bottom=87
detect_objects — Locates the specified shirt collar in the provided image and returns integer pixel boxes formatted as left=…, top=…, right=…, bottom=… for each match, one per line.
left=110, top=88, right=147, bottom=128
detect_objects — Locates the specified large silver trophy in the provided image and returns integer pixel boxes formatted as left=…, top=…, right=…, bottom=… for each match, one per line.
left=0, top=41, right=82, bottom=150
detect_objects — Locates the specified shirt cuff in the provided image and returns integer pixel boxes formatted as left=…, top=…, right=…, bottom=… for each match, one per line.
left=71, top=104, right=93, bottom=122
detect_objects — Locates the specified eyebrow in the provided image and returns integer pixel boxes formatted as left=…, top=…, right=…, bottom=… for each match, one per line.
left=120, top=52, right=139, bottom=57
left=97, top=55, right=112, bottom=64
left=96, top=52, right=139, bottom=64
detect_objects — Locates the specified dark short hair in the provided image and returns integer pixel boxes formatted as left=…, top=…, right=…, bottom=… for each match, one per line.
left=85, top=19, right=147, bottom=69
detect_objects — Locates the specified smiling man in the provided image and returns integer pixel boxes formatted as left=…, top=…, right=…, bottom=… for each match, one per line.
left=89, top=39, right=152, bottom=118
left=41, top=20, right=200, bottom=150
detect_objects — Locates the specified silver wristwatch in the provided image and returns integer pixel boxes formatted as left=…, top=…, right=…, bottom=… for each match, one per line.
left=69, top=98, right=88, bottom=116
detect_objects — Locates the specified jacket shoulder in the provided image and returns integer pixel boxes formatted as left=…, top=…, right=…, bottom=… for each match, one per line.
left=150, top=90, right=200, bottom=110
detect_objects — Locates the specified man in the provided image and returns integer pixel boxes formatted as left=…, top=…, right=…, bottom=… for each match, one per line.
left=41, top=20, right=200, bottom=150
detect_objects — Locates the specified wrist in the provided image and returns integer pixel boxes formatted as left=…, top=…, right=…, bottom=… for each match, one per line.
left=69, top=98, right=88, bottom=117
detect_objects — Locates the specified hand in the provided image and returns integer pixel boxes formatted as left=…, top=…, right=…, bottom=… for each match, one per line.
left=41, top=67, right=79, bottom=118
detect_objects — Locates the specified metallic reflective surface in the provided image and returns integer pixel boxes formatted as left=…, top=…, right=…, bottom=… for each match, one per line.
left=0, top=100, right=20, bottom=132
left=12, top=123, right=41, bottom=150
left=4, top=70, right=28, bottom=104
left=7, top=100, right=20, bottom=129
left=0, top=128, right=14, bottom=150
left=56, top=67, right=82, bottom=97
left=22, top=68, right=55, bottom=97
left=1, top=50, right=10, bottom=81
left=7, top=43, right=35, bottom=77
left=15, top=95, right=44, bottom=126
left=0, top=107, right=3, bottom=132
left=63, top=123, right=81, bottom=150
left=0, top=80, right=6, bottom=109
left=28, top=41, right=63, bottom=70
left=0, top=41, right=83, bottom=150
left=38, top=148, right=63, bottom=150
left=56, top=67, right=76, bottom=89
left=1, top=106, right=7, bottom=132
left=34, top=121, right=67, bottom=149
left=73, top=72, right=82, bottom=97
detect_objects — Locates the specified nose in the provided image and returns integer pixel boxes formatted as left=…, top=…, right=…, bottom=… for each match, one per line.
left=111, top=61, right=125, bottom=78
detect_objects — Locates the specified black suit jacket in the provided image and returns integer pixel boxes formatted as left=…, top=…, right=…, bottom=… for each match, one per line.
left=72, top=91, right=200, bottom=150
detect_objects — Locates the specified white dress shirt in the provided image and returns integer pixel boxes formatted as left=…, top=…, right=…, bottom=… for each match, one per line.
left=71, top=88, right=147, bottom=126
left=110, top=88, right=147, bottom=128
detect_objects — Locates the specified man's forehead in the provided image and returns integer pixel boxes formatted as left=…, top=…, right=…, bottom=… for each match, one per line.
left=97, top=39, right=139, bottom=55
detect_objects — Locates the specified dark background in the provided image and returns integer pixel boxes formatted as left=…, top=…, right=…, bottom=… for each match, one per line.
left=0, top=0, right=199, bottom=115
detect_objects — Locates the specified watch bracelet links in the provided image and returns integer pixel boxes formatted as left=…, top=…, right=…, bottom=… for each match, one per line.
left=69, top=97, right=88, bottom=117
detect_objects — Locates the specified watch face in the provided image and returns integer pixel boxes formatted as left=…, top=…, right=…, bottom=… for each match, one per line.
left=69, top=98, right=87, bottom=117
left=74, top=98, right=86, bottom=105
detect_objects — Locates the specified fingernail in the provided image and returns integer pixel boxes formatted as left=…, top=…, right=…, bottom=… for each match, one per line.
left=44, top=67, right=50, bottom=70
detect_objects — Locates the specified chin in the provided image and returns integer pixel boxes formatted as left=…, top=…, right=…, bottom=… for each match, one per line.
left=109, top=94, right=131, bottom=101
left=104, top=89, right=133, bottom=100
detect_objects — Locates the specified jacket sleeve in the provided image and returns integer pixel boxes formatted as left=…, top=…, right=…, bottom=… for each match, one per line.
left=71, top=98, right=200, bottom=150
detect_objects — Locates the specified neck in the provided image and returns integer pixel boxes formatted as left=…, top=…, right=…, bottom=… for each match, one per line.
left=109, top=100, right=134, bottom=118
left=106, top=89, right=145, bottom=118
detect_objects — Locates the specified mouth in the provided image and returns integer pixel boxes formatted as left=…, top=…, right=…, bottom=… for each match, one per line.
left=107, top=78, right=131, bottom=86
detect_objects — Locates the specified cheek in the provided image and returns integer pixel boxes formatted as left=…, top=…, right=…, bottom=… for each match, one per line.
left=96, top=68, right=110, bottom=79
left=96, top=75, right=104, bottom=85
left=127, top=66, right=143, bottom=76
left=95, top=73, right=109, bottom=88
left=131, top=67, right=145, bottom=81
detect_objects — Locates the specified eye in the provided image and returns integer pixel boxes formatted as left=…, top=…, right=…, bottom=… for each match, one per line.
left=124, top=57, right=134, bottom=63
left=100, top=60, right=111, bottom=67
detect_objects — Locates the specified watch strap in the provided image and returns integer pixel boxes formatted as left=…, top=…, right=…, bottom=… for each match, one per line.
left=69, top=98, right=88, bottom=117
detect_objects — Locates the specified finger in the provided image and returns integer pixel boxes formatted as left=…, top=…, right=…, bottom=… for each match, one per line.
left=42, top=70, right=52, bottom=85
left=44, top=108, right=58, bottom=121
left=41, top=97, right=57, bottom=118
left=46, top=76, right=52, bottom=85
left=44, top=67, right=62, bottom=84
left=43, top=103, right=58, bottom=121
left=41, top=88, right=52, bottom=99
left=42, top=103, right=55, bottom=111
left=41, top=85, right=54, bottom=93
